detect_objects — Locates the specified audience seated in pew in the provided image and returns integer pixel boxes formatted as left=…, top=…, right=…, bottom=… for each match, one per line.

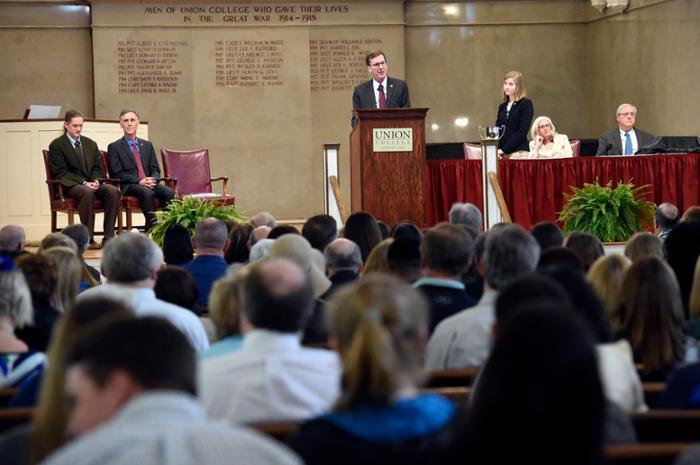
left=0, top=225, right=28, bottom=260
left=565, top=231, right=605, bottom=273
left=289, top=274, right=467, bottom=465
left=182, top=218, right=230, bottom=309
left=387, top=236, right=423, bottom=285
left=342, top=211, right=382, bottom=263
left=162, top=224, right=194, bottom=266
left=625, top=232, right=664, bottom=263
left=200, top=268, right=247, bottom=360
left=153, top=266, right=199, bottom=315
left=664, top=222, right=700, bottom=316
left=530, top=221, right=564, bottom=252
left=224, top=222, right=252, bottom=265
left=587, top=254, right=632, bottom=322
left=321, top=238, right=362, bottom=300
left=60, top=224, right=102, bottom=286
left=302, top=214, right=338, bottom=252
left=362, top=238, right=393, bottom=274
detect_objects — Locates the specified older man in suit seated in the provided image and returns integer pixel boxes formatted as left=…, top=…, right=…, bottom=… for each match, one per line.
left=107, top=109, right=175, bottom=231
left=351, top=50, right=411, bottom=127
left=596, top=103, right=654, bottom=156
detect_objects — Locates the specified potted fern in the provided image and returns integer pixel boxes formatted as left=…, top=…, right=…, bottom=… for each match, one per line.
left=558, top=180, right=655, bottom=243
left=149, top=196, right=246, bottom=246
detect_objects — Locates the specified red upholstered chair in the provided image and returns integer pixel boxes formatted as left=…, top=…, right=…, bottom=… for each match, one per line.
left=42, top=150, right=121, bottom=234
left=160, top=148, right=235, bottom=205
left=99, top=150, right=165, bottom=231
left=570, top=139, right=581, bottom=157
left=464, top=142, right=482, bottom=160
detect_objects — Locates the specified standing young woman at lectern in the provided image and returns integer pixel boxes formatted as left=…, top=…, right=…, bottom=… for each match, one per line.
left=495, top=71, right=534, bottom=159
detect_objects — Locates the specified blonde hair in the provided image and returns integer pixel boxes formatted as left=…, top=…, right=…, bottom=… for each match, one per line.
left=363, top=238, right=393, bottom=274
left=208, top=269, right=248, bottom=340
left=690, top=256, right=700, bottom=319
left=41, top=246, right=81, bottom=313
left=587, top=254, right=631, bottom=321
left=329, top=273, right=428, bottom=410
left=624, top=232, right=664, bottom=262
left=502, top=70, right=527, bottom=102
left=529, top=116, right=557, bottom=141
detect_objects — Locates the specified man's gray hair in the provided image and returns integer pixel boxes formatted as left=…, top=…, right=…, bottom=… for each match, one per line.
left=448, top=203, right=482, bottom=231
left=194, top=218, right=228, bottom=250
left=324, top=239, right=362, bottom=273
left=484, top=224, right=540, bottom=290
left=102, top=232, right=162, bottom=283
left=0, top=225, right=25, bottom=251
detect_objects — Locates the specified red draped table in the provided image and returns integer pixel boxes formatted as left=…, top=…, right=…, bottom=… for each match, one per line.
left=425, top=153, right=700, bottom=229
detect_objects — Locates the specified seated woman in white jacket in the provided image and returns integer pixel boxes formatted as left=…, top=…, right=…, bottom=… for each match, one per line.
left=528, top=115, right=573, bottom=159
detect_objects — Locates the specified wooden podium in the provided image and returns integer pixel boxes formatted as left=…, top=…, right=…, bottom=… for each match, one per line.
left=349, top=108, right=428, bottom=227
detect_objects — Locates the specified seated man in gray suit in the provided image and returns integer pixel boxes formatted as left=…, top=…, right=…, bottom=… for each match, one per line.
left=351, top=50, right=411, bottom=127
left=596, top=103, right=654, bottom=155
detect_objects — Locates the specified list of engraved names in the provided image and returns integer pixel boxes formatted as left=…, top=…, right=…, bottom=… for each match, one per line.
left=214, top=40, right=285, bottom=87
left=117, top=40, right=189, bottom=94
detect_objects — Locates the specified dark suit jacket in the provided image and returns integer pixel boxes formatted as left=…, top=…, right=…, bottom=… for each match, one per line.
left=107, top=137, right=162, bottom=192
left=351, top=77, right=411, bottom=127
left=495, top=97, right=534, bottom=154
left=48, top=135, right=105, bottom=187
left=596, top=128, right=655, bottom=155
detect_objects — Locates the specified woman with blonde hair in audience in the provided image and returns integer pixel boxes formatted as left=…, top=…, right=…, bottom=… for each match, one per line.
left=681, top=206, right=700, bottom=224
left=362, top=238, right=393, bottom=274
left=40, top=247, right=81, bottom=313
left=200, top=269, right=248, bottom=359
left=615, top=256, right=693, bottom=381
left=624, top=232, right=663, bottom=262
left=587, top=254, right=631, bottom=322
left=290, top=274, right=465, bottom=464
left=0, top=294, right=134, bottom=465
left=527, top=116, right=573, bottom=159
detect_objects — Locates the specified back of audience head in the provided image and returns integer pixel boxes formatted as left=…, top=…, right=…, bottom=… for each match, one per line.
left=194, top=217, right=228, bottom=252
left=249, top=225, right=271, bottom=248
left=664, top=222, right=700, bottom=312
left=624, top=232, right=663, bottom=262
left=681, top=206, right=700, bottom=224
left=102, top=232, right=163, bottom=284
left=343, top=211, right=382, bottom=262
left=538, top=266, right=613, bottom=344
left=387, top=236, right=422, bottom=284
left=63, top=317, right=195, bottom=436
left=389, top=221, right=422, bottom=241
left=329, top=273, right=429, bottom=410
left=243, top=258, right=314, bottom=333
left=154, top=266, right=198, bottom=313
left=361, top=238, right=392, bottom=274
left=250, top=211, right=277, bottom=228
left=30, top=295, right=135, bottom=463
left=224, top=222, right=252, bottom=264
left=537, top=246, right=584, bottom=272
left=39, top=233, right=77, bottom=253
left=41, top=246, right=81, bottom=313
left=268, top=224, right=300, bottom=239
left=0, top=261, right=33, bottom=331
left=162, top=224, right=194, bottom=265
left=302, top=214, right=338, bottom=252
left=60, top=224, right=90, bottom=255
left=209, top=269, right=247, bottom=340
left=377, top=220, right=390, bottom=239
left=420, top=223, right=472, bottom=278
left=469, top=307, right=603, bottom=465
left=267, top=234, right=330, bottom=297
left=249, top=238, right=274, bottom=263
left=655, top=202, right=679, bottom=231
left=484, top=224, right=540, bottom=290
left=16, top=252, right=59, bottom=306
left=324, top=238, right=362, bottom=277
left=0, top=224, right=26, bottom=254
left=587, top=254, right=631, bottom=319
left=448, top=202, right=482, bottom=232
left=565, top=231, right=604, bottom=272
left=616, top=256, right=684, bottom=375
left=530, top=221, right=564, bottom=251
left=690, top=256, right=700, bottom=321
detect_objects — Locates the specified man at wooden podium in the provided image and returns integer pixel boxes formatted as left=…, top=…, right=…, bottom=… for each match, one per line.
left=351, top=50, right=411, bottom=127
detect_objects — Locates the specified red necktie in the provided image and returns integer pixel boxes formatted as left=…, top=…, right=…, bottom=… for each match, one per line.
left=378, top=84, right=387, bottom=109
left=131, top=140, right=146, bottom=180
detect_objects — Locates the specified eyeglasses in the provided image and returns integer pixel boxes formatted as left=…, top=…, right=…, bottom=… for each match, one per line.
left=617, top=112, right=637, bottom=117
left=370, top=61, right=386, bottom=68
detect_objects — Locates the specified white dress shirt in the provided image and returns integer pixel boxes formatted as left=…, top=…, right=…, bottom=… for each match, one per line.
left=41, top=391, right=302, bottom=465
left=425, top=290, right=499, bottom=370
left=619, top=128, right=639, bottom=155
left=199, top=329, right=341, bottom=423
left=79, top=284, right=209, bottom=352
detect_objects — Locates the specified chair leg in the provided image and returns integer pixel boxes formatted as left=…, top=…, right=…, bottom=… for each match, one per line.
left=126, top=207, right=133, bottom=230
left=68, top=211, right=75, bottom=226
left=117, top=206, right=123, bottom=234
left=51, top=211, right=58, bottom=233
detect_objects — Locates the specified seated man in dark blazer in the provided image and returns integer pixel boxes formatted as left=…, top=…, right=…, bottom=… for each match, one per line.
left=351, top=50, right=411, bottom=127
left=48, top=110, right=120, bottom=246
left=596, top=103, right=654, bottom=155
left=107, top=109, right=175, bottom=231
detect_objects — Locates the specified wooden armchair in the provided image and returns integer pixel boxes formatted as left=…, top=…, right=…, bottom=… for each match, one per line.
left=160, top=148, right=235, bottom=205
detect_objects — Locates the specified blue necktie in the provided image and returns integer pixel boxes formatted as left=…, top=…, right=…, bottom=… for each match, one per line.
left=624, top=132, right=633, bottom=155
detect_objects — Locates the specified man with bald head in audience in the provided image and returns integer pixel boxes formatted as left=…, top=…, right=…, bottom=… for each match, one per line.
left=0, top=225, right=27, bottom=259
left=182, top=218, right=229, bottom=308
left=655, top=202, right=679, bottom=240
left=250, top=211, right=277, bottom=228
left=199, top=258, right=340, bottom=423
left=322, top=238, right=362, bottom=299
left=597, top=103, right=654, bottom=156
